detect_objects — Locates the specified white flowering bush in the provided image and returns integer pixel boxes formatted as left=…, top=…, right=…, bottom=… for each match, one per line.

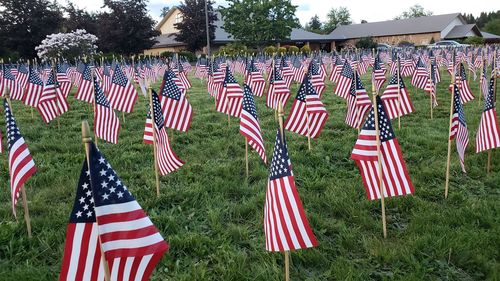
left=35, top=29, right=98, bottom=60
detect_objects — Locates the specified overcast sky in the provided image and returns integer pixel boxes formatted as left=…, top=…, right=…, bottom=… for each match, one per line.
left=65, top=0, right=500, bottom=26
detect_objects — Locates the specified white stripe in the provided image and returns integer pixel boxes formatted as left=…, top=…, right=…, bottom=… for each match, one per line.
left=101, top=233, right=164, bottom=252
left=95, top=201, right=141, bottom=216
left=66, top=224, right=85, bottom=281
left=134, top=254, right=153, bottom=281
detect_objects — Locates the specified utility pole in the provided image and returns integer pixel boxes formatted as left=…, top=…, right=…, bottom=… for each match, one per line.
left=205, top=0, right=211, bottom=57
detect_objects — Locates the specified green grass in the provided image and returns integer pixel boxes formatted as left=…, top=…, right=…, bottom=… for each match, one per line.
left=0, top=70, right=499, bottom=280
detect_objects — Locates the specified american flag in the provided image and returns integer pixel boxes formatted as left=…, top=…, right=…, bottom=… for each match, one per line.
left=59, top=161, right=106, bottom=281
left=16, top=64, right=29, bottom=90
left=382, top=73, right=414, bottom=119
left=239, top=85, right=267, bottom=164
left=280, top=57, right=295, bottom=88
left=285, top=76, right=329, bottom=138
left=102, top=65, right=112, bottom=94
left=425, top=62, right=438, bottom=108
left=93, top=77, right=120, bottom=144
left=333, top=62, right=353, bottom=99
left=174, top=60, right=191, bottom=89
left=456, top=63, right=475, bottom=104
left=411, top=57, right=428, bottom=90
left=2, top=65, right=24, bottom=100
left=24, top=67, right=44, bottom=107
left=107, top=64, right=138, bottom=113
left=476, top=76, right=500, bottom=153
left=372, top=55, right=386, bottom=92
left=266, top=66, right=291, bottom=110
left=245, top=59, right=266, bottom=97
left=216, top=66, right=243, bottom=118
left=57, top=64, right=72, bottom=98
left=346, top=72, right=371, bottom=129
left=401, top=56, right=415, bottom=77
left=351, top=97, right=414, bottom=200
left=264, top=128, right=318, bottom=252
left=449, top=84, right=469, bottom=173
left=207, top=61, right=224, bottom=98
left=329, top=56, right=344, bottom=83
left=37, top=71, right=70, bottom=123
left=75, top=64, right=94, bottom=103
left=144, top=90, right=184, bottom=175
left=3, top=99, right=37, bottom=217
left=87, top=142, right=169, bottom=279
left=480, top=63, right=489, bottom=100
left=308, top=59, right=326, bottom=97
left=158, top=70, right=193, bottom=132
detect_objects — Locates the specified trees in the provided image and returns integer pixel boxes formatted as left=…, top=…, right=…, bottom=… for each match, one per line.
left=305, top=15, right=322, bottom=33
left=219, top=0, right=299, bottom=49
left=484, top=19, right=500, bottom=35
left=96, top=0, right=159, bottom=55
left=323, top=7, right=352, bottom=33
left=0, top=0, right=64, bottom=58
left=63, top=2, right=98, bottom=35
left=160, top=6, right=170, bottom=17
left=394, top=4, right=433, bottom=20
left=174, top=0, right=218, bottom=53
left=35, top=29, right=98, bottom=60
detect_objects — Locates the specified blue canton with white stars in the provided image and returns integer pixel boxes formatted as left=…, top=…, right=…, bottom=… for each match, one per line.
left=269, top=129, right=291, bottom=180
left=82, top=65, right=91, bottom=81
left=242, top=85, right=258, bottom=120
left=341, top=62, right=354, bottom=79
left=3, top=99, right=25, bottom=151
left=28, top=67, right=44, bottom=86
left=112, top=65, right=128, bottom=87
left=296, top=76, right=315, bottom=102
left=223, top=66, right=238, bottom=86
left=161, top=70, right=182, bottom=100
left=70, top=160, right=96, bottom=223
left=45, top=71, right=59, bottom=87
left=453, top=85, right=467, bottom=126
left=484, top=77, right=495, bottom=112
left=89, top=143, right=134, bottom=208
left=350, top=73, right=365, bottom=96
left=362, top=96, right=395, bottom=142
left=271, top=66, right=284, bottom=84
left=416, top=57, right=426, bottom=68
left=460, top=63, right=467, bottom=80
left=151, top=90, right=165, bottom=129
left=374, top=55, right=383, bottom=71
left=309, top=60, right=320, bottom=75
left=94, top=77, right=110, bottom=107
left=3, top=65, right=16, bottom=81
left=18, top=64, right=28, bottom=75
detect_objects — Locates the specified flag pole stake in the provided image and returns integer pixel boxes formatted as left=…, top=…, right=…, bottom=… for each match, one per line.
left=445, top=58, right=457, bottom=199
left=245, top=139, right=249, bottom=179
left=81, top=120, right=111, bottom=281
left=5, top=92, right=33, bottom=238
left=278, top=101, right=290, bottom=281
left=148, top=87, right=161, bottom=197
left=372, top=69, right=387, bottom=239
left=397, top=58, right=402, bottom=129
left=90, top=68, right=98, bottom=147
left=428, top=63, right=433, bottom=119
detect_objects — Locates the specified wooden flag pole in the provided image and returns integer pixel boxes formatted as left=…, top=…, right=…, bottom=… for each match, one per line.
left=444, top=58, right=457, bottom=199
left=28, top=60, right=34, bottom=119
left=4, top=93, right=32, bottom=238
left=428, top=63, right=433, bottom=119
left=51, top=61, right=61, bottom=130
left=372, top=79, right=387, bottom=239
left=90, top=68, right=98, bottom=147
left=245, top=140, right=249, bottom=179
left=81, top=120, right=111, bottom=281
left=148, top=87, right=161, bottom=197
left=354, top=64, right=361, bottom=134
left=487, top=50, right=497, bottom=174
left=397, top=58, right=402, bottom=129
left=277, top=101, right=290, bottom=281
left=305, top=69, right=312, bottom=150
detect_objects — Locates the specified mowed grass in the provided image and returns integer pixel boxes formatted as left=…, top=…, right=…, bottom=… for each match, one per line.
left=0, top=69, right=499, bottom=281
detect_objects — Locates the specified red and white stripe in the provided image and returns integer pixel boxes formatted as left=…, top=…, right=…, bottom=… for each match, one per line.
left=239, top=111, right=267, bottom=164
left=382, top=83, right=414, bottom=119
left=216, top=83, right=243, bottom=118
left=476, top=109, right=500, bottom=153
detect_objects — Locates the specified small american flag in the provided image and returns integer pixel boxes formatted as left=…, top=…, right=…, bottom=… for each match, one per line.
left=266, top=66, right=291, bottom=110
left=2, top=65, right=24, bottom=100
left=456, top=63, right=475, bottom=104
left=94, top=77, right=120, bottom=144
left=87, top=142, right=169, bottom=279
left=382, top=73, right=414, bottom=119
left=334, top=62, right=353, bottom=99
left=107, top=64, right=138, bottom=113
left=144, top=90, right=184, bottom=175
left=3, top=99, right=37, bottom=217
left=411, top=57, right=428, bottom=90
left=480, top=63, right=489, bottom=100
left=285, top=76, right=329, bottom=139
left=264, top=128, right=318, bottom=252
left=158, top=70, right=193, bottom=132
left=308, top=59, right=326, bottom=97
left=449, top=84, right=469, bottom=172
left=216, top=66, right=243, bottom=118
left=372, top=55, right=386, bottom=92
left=57, top=64, right=72, bottom=99
left=239, top=85, right=267, bottom=164
left=59, top=160, right=106, bottom=281
left=245, top=59, right=266, bottom=97
left=346, top=72, right=371, bottom=129
left=24, top=67, right=44, bottom=107
left=280, top=57, right=295, bottom=88
left=329, top=56, right=344, bottom=83
left=351, top=96, right=414, bottom=200
left=75, top=65, right=94, bottom=103
left=476, top=76, right=500, bottom=153
left=425, top=62, right=438, bottom=108
left=16, top=64, right=29, bottom=90
left=37, top=71, right=70, bottom=123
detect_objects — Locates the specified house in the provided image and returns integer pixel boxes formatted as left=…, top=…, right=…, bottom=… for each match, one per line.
left=328, top=13, right=485, bottom=49
left=143, top=6, right=332, bottom=55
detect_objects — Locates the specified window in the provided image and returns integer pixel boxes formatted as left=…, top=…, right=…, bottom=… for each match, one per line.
left=175, top=13, right=183, bottom=23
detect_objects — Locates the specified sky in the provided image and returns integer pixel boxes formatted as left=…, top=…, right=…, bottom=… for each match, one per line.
left=64, top=0, right=500, bottom=26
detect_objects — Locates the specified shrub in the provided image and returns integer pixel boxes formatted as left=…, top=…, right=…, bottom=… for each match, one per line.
left=288, top=46, right=299, bottom=53
left=464, top=36, right=485, bottom=45
left=429, top=37, right=435, bottom=44
left=264, top=45, right=276, bottom=55
left=178, top=51, right=197, bottom=62
left=355, top=37, right=377, bottom=49
left=35, top=29, right=98, bottom=60
left=300, top=45, right=311, bottom=54
left=277, top=47, right=287, bottom=54
left=218, top=43, right=248, bottom=56
left=160, top=51, right=175, bottom=59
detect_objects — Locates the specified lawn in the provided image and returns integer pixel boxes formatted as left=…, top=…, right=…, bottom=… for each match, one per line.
left=0, top=69, right=498, bottom=280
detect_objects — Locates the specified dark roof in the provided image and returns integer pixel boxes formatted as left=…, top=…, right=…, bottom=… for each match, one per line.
left=213, top=12, right=233, bottom=43
left=444, top=24, right=481, bottom=39
left=152, top=33, right=185, bottom=48
left=481, top=31, right=500, bottom=39
left=329, top=13, right=463, bottom=40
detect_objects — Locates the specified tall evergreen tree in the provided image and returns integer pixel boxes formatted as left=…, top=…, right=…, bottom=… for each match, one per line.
left=174, top=0, right=218, bottom=53
left=0, top=0, right=64, bottom=58
left=63, top=2, right=98, bottom=35
left=305, top=15, right=322, bottom=33
left=97, top=0, right=160, bottom=55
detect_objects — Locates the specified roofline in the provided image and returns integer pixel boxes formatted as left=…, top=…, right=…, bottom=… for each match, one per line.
left=155, top=6, right=180, bottom=31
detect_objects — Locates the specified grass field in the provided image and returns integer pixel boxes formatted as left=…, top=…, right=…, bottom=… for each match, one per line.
left=0, top=69, right=499, bottom=281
